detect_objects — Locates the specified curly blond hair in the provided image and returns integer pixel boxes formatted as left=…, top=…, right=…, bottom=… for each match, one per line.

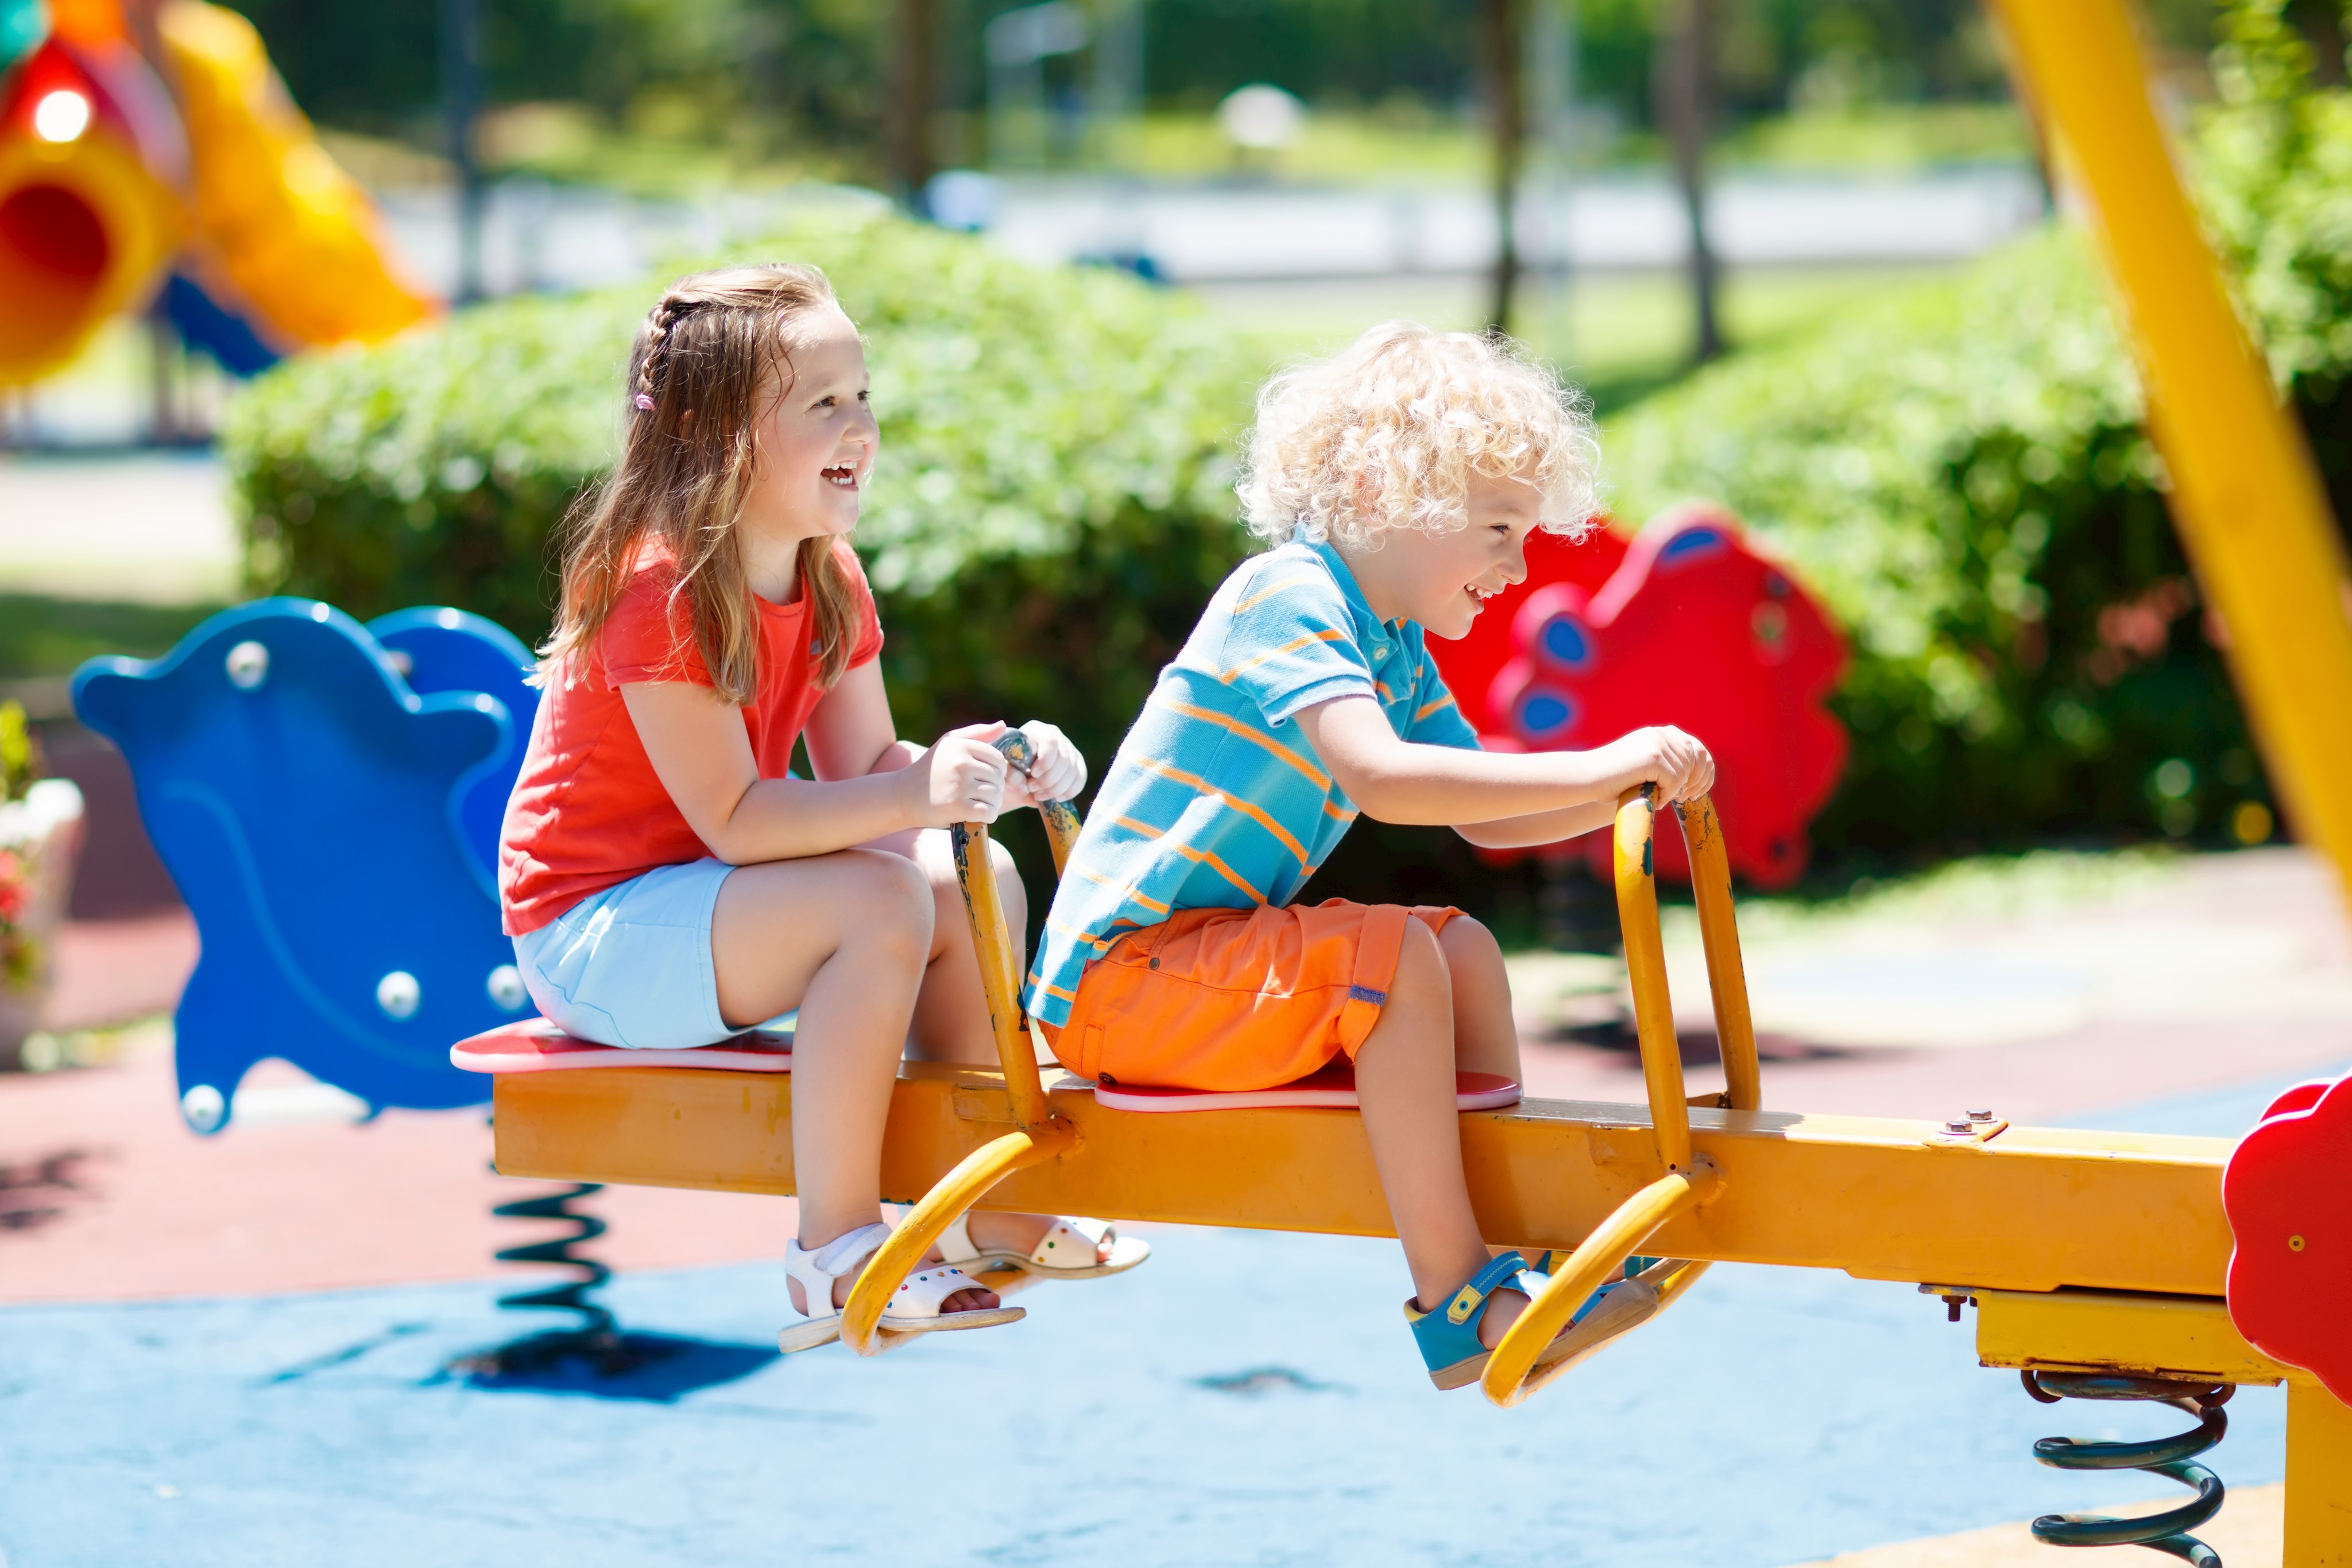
left=1236, top=320, right=1601, bottom=551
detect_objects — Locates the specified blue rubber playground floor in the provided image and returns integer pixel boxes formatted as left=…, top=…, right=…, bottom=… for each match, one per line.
left=0, top=1068, right=2320, bottom=1568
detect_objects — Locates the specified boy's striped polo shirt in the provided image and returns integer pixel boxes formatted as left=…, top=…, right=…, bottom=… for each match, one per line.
left=1025, top=537, right=1481, bottom=1031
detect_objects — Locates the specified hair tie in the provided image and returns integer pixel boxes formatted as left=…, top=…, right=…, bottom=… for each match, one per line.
left=633, top=393, right=655, bottom=412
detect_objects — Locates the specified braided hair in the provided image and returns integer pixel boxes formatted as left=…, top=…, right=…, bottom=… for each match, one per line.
left=541, top=264, right=866, bottom=705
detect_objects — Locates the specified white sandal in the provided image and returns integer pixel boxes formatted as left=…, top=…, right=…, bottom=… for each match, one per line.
left=777, top=1221, right=1025, bottom=1353
left=937, top=1213, right=1152, bottom=1280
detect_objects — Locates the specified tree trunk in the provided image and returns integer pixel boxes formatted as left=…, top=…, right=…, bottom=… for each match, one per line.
left=1483, top=0, right=1529, bottom=334
left=439, top=0, right=484, bottom=303
left=886, top=0, right=940, bottom=213
left=1654, top=0, right=1721, bottom=362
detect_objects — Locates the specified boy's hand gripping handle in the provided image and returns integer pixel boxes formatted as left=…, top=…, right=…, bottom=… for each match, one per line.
left=1481, top=785, right=1759, bottom=1406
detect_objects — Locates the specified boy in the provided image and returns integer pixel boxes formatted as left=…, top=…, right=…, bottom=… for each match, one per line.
left=1026, top=322, right=1715, bottom=1389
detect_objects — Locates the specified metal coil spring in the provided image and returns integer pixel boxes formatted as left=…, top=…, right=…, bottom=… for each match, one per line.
left=447, top=1180, right=656, bottom=1378
left=2022, top=1369, right=2233, bottom=1566
left=492, top=1181, right=615, bottom=1337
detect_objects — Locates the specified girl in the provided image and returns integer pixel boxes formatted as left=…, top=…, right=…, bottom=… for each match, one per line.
left=500, top=264, right=1147, bottom=1353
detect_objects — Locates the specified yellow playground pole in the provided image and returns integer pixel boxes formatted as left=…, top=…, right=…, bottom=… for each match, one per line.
left=1984, top=0, right=2352, bottom=913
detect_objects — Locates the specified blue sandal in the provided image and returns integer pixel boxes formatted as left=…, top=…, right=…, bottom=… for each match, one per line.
left=1406, top=1251, right=1543, bottom=1390
left=1407, top=1252, right=1655, bottom=1391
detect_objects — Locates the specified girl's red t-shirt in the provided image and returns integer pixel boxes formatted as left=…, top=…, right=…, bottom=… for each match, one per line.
left=498, top=539, right=884, bottom=936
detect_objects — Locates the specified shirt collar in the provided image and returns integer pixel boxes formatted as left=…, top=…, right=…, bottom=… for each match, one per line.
left=1306, top=539, right=1400, bottom=659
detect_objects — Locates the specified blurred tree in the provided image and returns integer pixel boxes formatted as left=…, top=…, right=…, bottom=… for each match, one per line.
left=885, top=0, right=941, bottom=203
left=217, top=0, right=2269, bottom=194
left=1124, top=0, right=1477, bottom=110
left=1481, top=0, right=1529, bottom=331
left=1654, top=0, right=1722, bottom=362
left=219, top=0, right=886, bottom=168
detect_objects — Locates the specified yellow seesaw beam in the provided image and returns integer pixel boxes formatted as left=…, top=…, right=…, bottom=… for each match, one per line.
left=492, top=1067, right=2235, bottom=1300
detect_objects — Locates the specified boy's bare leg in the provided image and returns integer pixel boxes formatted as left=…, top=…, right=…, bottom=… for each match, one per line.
left=1354, top=918, right=1530, bottom=1349
left=1437, top=915, right=1521, bottom=1081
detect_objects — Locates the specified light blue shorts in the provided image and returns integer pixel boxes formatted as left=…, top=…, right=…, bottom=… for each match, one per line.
left=514, top=858, right=737, bottom=1050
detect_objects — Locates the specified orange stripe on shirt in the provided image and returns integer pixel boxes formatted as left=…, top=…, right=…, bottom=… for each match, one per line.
left=1232, top=575, right=1320, bottom=614
left=1170, top=840, right=1269, bottom=904
left=1322, top=800, right=1359, bottom=821
left=1414, top=691, right=1458, bottom=723
left=1111, top=814, right=1165, bottom=839
left=1151, top=695, right=1333, bottom=791
left=1046, top=917, right=1113, bottom=953
left=1076, top=865, right=1173, bottom=915
left=1218, top=627, right=1348, bottom=684
left=1132, top=755, right=1312, bottom=867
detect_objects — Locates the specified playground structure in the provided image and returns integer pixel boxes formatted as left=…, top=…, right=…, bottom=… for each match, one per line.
left=1426, top=502, right=1848, bottom=890
left=0, top=0, right=430, bottom=388
left=56, top=0, right=2352, bottom=1559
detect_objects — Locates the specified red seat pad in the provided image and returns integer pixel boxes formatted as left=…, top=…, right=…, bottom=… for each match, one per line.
left=1092, top=1066, right=1519, bottom=1114
left=450, top=1017, right=792, bottom=1074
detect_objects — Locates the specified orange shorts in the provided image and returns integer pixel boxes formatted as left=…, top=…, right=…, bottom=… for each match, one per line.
left=1048, top=899, right=1460, bottom=1093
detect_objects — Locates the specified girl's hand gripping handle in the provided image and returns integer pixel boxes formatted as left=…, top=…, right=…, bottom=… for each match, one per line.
left=905, top=723, right=1012, bottom=829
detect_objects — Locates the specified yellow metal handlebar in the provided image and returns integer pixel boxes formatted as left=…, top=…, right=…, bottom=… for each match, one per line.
left=841, top=735, right=1080, bottom=1354
left=1483, top=787, right=1754, bottom=1405
left=1680, top=795, right=1762, bottom=1115
left=996, top=729, right=1082, bottom=877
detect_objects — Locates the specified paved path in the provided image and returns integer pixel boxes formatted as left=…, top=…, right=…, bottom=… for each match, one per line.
left=0, top=452, right=238, bottom=604
left=365, top=169, right=2045, bottom=301
left=1509, top=847, right=2352, bottom=1123
left=1794, top=1487, right=2283, bottom=1567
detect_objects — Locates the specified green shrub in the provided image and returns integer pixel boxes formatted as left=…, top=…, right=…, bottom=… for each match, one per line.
left=223, top=210, right=1266, bottom=779
left=1605, top=61, right=2352, bottom=865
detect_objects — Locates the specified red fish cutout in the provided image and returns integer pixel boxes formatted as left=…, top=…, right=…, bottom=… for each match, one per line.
left=2224, top=1072, right=2352, bottom=1406
left=1429, top=503, right=1847, bottom=889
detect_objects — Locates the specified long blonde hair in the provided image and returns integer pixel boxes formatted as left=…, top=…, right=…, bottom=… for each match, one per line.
left=541, top=264, right=866, bottom=704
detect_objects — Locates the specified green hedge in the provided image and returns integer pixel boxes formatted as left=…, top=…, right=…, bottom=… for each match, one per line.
left=224, top=210, right=1265, bottom=777
left=1604, top=62, right=2352, bottom=864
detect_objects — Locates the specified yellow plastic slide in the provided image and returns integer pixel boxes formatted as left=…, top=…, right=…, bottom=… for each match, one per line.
left=158, top=0, right=431, bottom=352
left=0, top=0, right=431, bottom=386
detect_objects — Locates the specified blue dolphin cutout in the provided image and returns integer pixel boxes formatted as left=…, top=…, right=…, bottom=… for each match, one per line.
left=366, top=607, right=539, bottom=892
left=74, top=599, right=536, bottom=1132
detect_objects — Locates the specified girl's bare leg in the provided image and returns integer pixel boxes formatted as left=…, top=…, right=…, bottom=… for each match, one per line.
left=869, top=827, right=1111, bottom=1263
left=1353, top=918, right=1529, bottom=1349
left=707, top=848, right=994, bottom=1315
